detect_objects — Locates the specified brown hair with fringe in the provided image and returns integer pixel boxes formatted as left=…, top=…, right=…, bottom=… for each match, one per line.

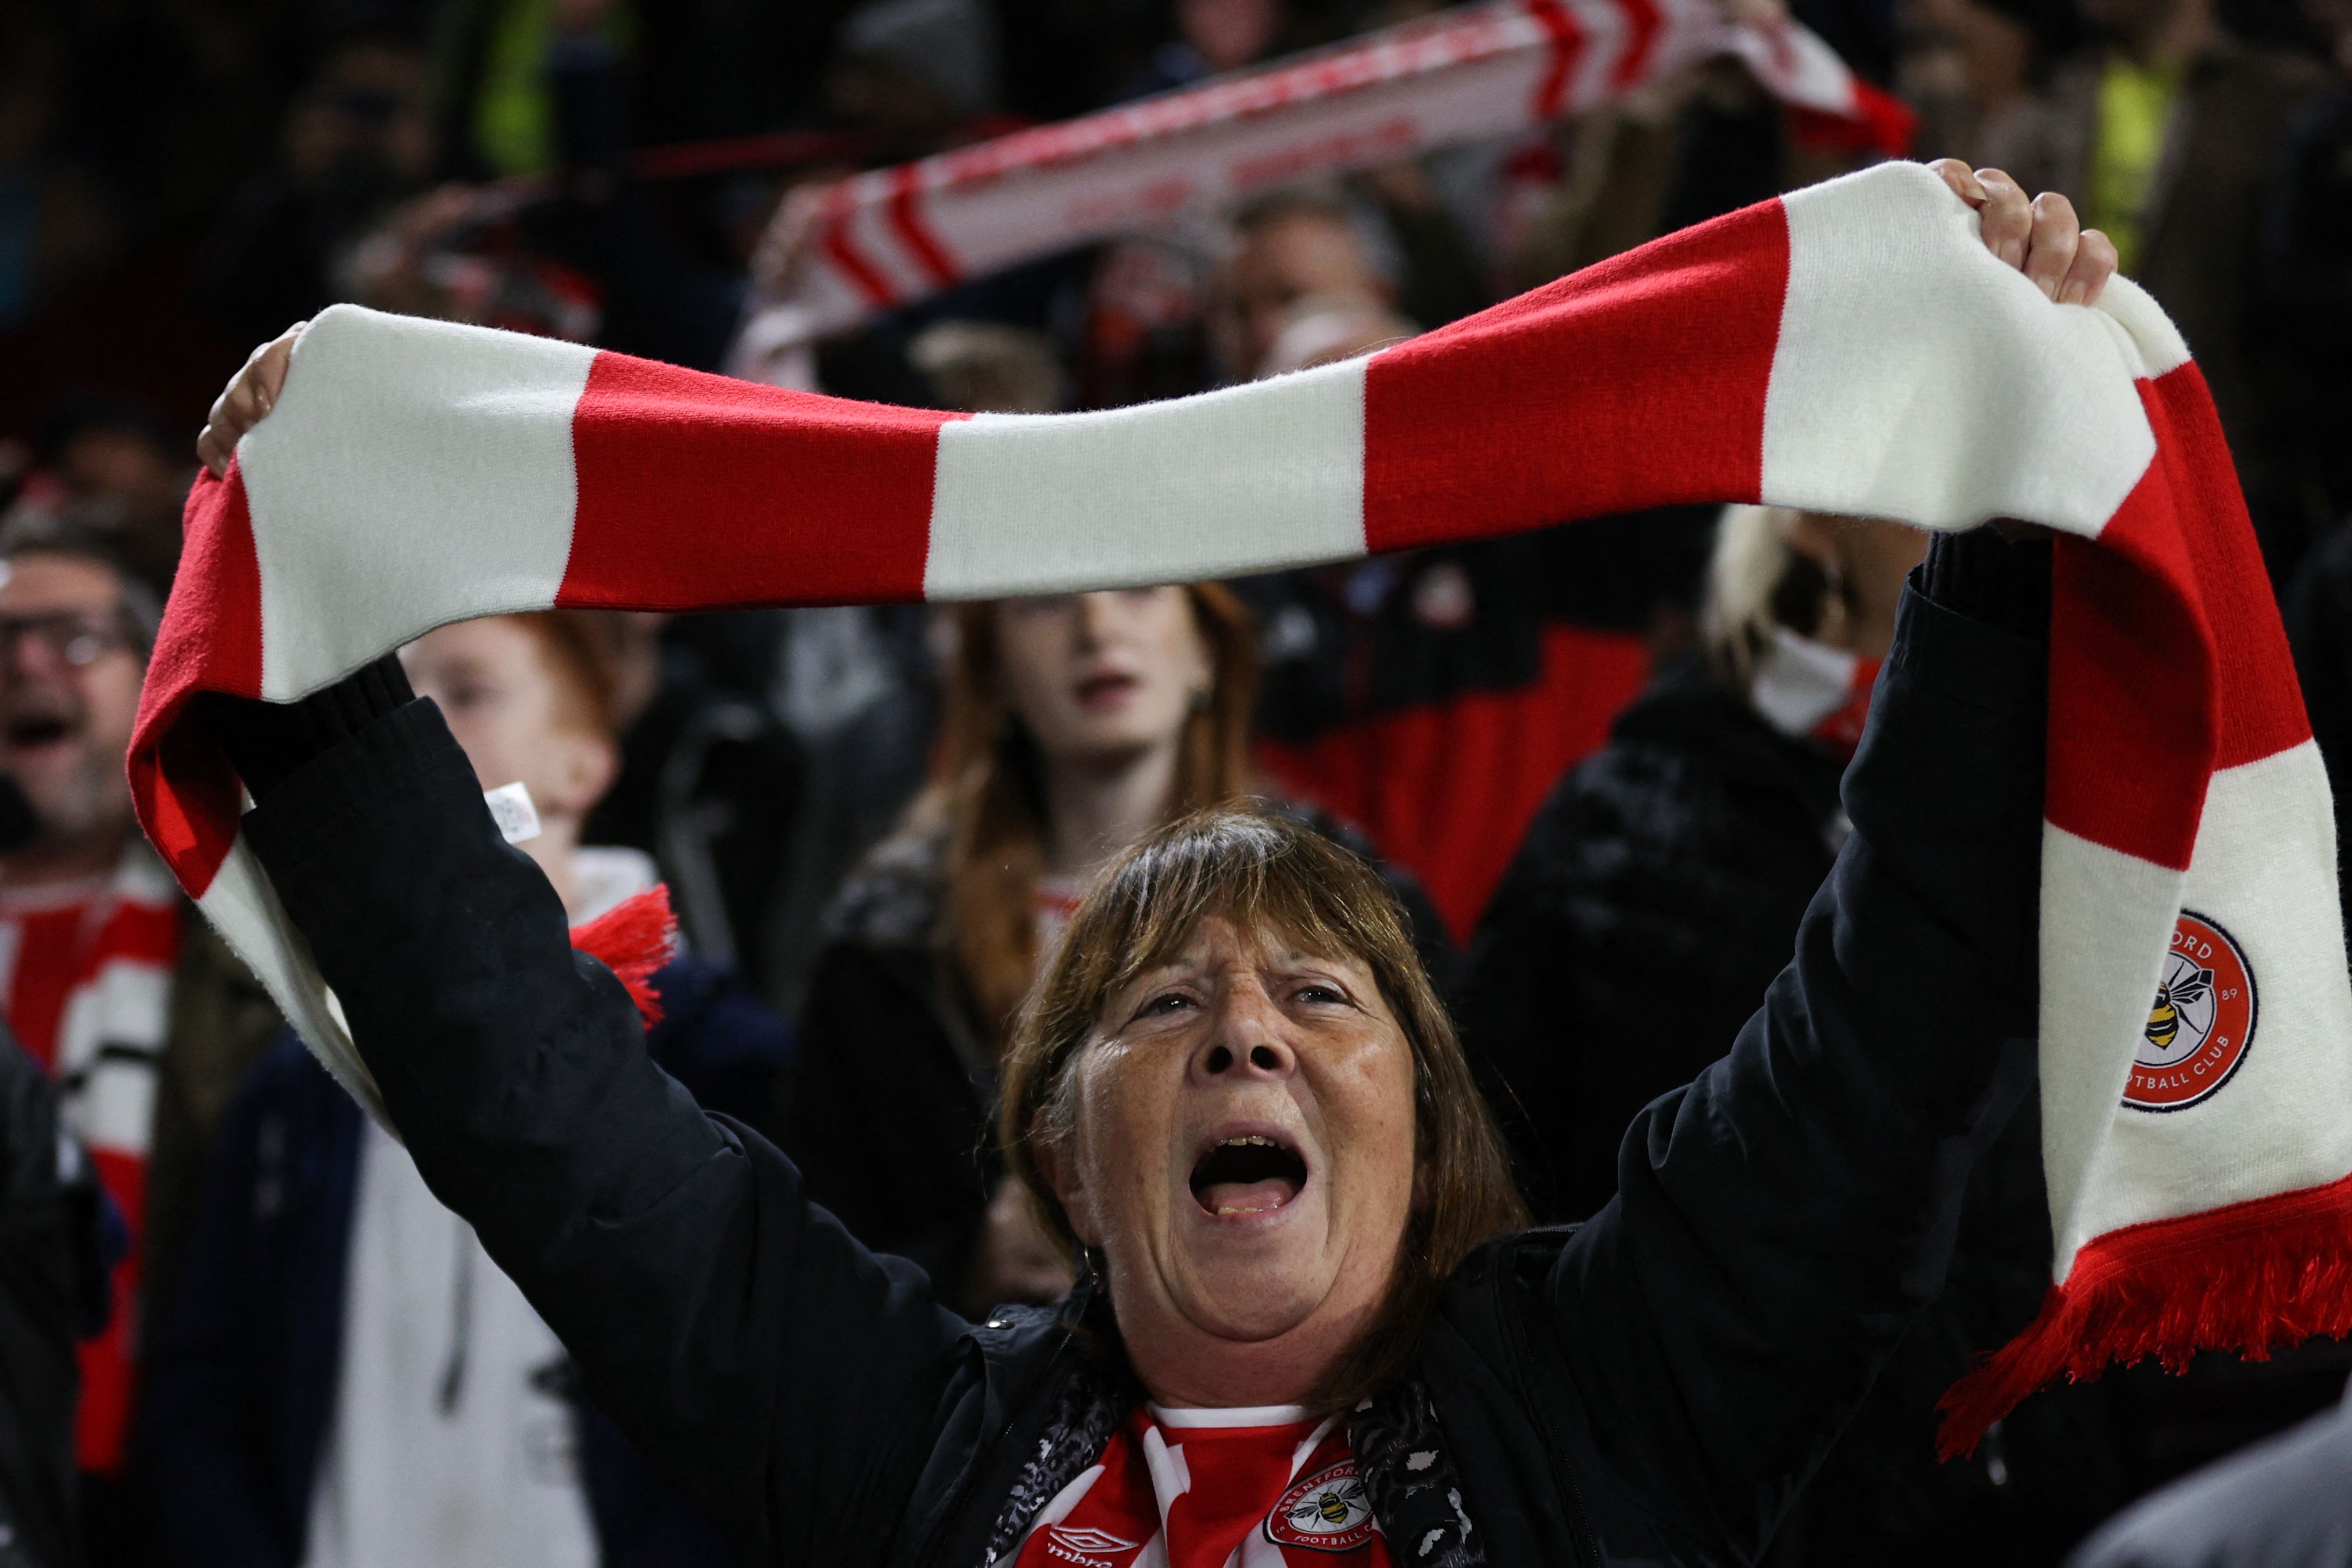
left=505, top=610, right=623, bottom=740
left=996, top=805, right=1528, bottom=1410
left=922, top=584, right=1259, bottom=1041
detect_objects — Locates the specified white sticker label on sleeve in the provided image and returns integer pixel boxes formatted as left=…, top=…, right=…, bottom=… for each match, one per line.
left=483, top=781, right=542, bottom=845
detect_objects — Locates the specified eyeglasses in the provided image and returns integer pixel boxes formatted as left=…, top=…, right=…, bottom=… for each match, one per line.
left=0, top=611, right=137, bottom=673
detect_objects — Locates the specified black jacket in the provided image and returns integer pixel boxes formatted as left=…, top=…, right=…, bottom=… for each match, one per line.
left=218, top=557, right=2045, bottom=1568
left=783, top=810, right=1453, bottom=1308
left=0, top=1026, right=109, bottom=1568
left=1454, top=656, right=1848, bottom=1225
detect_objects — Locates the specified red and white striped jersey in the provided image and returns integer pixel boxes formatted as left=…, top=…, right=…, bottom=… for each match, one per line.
left=0, top=841, right=182, bottom=1473
left=1006, top=1404, right=1394, bottom=1568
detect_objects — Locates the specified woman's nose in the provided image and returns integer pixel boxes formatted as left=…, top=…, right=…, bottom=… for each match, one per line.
left=1192, top=992, right=1299, bottom=1081
left=1071, top=591, right=1123, bottom=647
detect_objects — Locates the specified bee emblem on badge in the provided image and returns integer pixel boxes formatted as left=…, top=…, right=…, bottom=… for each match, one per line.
left=1267, top=1461, right=1377, bottom=1549
left=1290, top=1478, right=1367, bottom=1529
left=2146, top=966, right=2213, bottom=1051
left=2126, top=912, right=2257, bottom=1113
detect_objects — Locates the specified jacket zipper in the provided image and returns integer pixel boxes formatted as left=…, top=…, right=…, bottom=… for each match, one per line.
left=912, top=1338, right=1070, bottom=1568
left=1493, top=1258, right=1600, bottom=1568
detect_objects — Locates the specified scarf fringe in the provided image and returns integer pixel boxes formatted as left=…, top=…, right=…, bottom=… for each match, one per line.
left=569, top=885, right=678, bottom=1027
left=1937, top=1165, right=2352, bottom=1459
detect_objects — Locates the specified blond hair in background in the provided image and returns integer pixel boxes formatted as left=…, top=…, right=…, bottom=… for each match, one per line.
left=1703, top=504, right=1810, bottom=690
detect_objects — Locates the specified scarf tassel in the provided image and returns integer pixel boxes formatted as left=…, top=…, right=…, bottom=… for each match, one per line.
left=1937, top=1165, right=2352, bottom=1458
left=569, top=884, right=678, bottom=1027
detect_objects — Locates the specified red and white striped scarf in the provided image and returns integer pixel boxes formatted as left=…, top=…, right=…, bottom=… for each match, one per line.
left=128, top=160, right=2352, bottom=1448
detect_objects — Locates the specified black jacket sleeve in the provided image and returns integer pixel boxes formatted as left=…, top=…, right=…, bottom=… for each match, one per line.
left=230, top=691, right=970, bottom=1566
left=1551, top=536, right=2050, bottom=1558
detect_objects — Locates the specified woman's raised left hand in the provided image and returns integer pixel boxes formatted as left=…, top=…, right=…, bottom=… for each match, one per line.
left=1928, top=160, right=2118, bottom=306
left=197, top=322, right=306, bottom=478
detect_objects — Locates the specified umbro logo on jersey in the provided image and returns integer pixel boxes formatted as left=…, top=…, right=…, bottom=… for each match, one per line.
left=1045, top=1524, right=1140, bottom=1566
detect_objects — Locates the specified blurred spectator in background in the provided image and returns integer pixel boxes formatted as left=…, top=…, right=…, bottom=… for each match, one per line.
left=1213, top=191, right=1371, bottom=379
left=142, top=611, right=785, bottom=1568
left=0, top=16, right=122, bottom=335
left=1899, top=0, right=2082, bottom=164
left=1122, top=0, right=1292, bottom=98
left=202, top=20, right=436, bottom=348
left=782, top=580, right=1449, bottom=1315
left=0, top=1016, right=113, bottom=1568
left=633, top=323, right=1059, bottom=1017
left=826, top=0, right=1006, bottom=156
left=1211, top=185, right=1481, bottom=379
left=24, top=401, right=190, bottom=550
left=1242, top=507, right=1706, bottom=946
left=1458, top=505, right=1923, bottom=1221
left=1459, top=516, right=2142, bottom=1564
left=433, top=0, right=633, bottom=180
left=0, top=507, right=282, bottom=1563
left=782, top=584, right=1257, bottom=1315
left=1975, top=0, right=2333, bottom=577
left=2254, top=0, right=2352, bottom=536
left=1252, top=295, right=1416, bottom=378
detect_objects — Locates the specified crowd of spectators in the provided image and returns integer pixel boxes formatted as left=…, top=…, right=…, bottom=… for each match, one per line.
left=2, top=0, right=2351, bottom=1562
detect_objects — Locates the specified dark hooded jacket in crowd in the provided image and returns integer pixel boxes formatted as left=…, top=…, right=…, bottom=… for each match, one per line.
left=0, top=1024, right=111, bottom=1568
left=191, top=527, right=2059, bottom=1568
left=1455, top=636, right=2143, bottom=1565
left=780, top=808, right=1453, bottom=1311
left=1453, top=654, right=1849, bottom=1226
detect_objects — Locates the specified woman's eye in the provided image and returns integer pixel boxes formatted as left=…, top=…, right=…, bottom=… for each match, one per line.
left=1292, top=983, right=1347, bottom=1006
left=1137, top=992, right=1193, bottom=1018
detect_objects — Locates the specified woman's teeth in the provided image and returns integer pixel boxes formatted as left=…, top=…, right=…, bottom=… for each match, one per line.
left=1191, top=1134, right=1307, bottom=1216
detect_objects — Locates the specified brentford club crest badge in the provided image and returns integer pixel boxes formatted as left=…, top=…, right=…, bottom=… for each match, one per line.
left=1265, top=1461, right=1377, bottom=1552
left=2124, top=911, right=2257, bottom=1113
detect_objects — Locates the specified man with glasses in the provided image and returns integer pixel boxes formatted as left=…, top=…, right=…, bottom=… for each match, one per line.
left=0, top=503, right=278, bottom=1555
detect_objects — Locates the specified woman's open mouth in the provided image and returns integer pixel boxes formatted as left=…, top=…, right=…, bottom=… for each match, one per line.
left=1189, top=1133, right=1308, bottom=1217
left=1074, top=672, right=1139, bottom=711
left=2, top=710, right=76, bottom=757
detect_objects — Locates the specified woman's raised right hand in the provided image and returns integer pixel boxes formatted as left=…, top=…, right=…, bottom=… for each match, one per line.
left=197, top=321, right=307, bottom=478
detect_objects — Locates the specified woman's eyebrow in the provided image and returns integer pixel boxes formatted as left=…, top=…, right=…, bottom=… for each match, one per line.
left=1124, top=957, right=1203, bottom=988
